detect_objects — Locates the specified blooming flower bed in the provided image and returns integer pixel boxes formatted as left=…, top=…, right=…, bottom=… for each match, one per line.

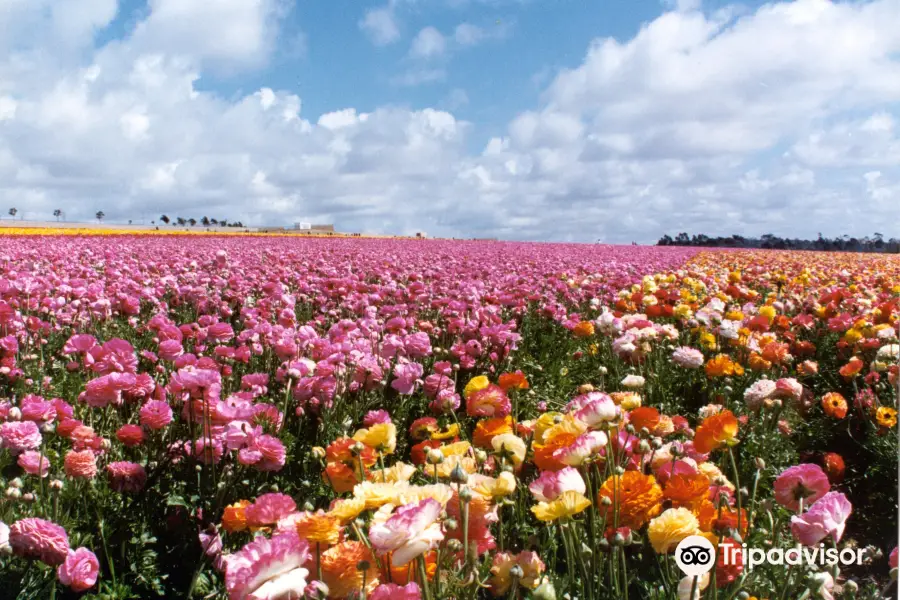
left=0, top=236, right=896, bottom=600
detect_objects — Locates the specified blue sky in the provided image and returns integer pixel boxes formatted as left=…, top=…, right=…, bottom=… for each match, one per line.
left=0, top=0, right=897, bottom=241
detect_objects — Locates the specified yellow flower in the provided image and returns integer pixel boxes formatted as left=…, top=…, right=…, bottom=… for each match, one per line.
left=295, top=510, right=342, bottom=545
left=491, top=433, right=527, bottom=467
left=436, top=455, right=478, bottom=479
left=543, top=414, right=588, bottom=444
left=353, top=422, right=397, bottom=455
left=328, top=497, right=367, bottom=524
left=397, top=483, right=455, bottom=507
left=531, top=491, right=592, bottom=522
left=353, top=481, right=408, bottom=510
left=439, top=441, right=472, bottom=457
left=431, top=423, right=461, bottom=440
left=471, top=472, right=517, bottom=499
left=648, top=507, right=700, bottom=554
left=876, top=407, right=898, bottom=428
left=532, top=412, right=564, bottom=444
left=699, top=332, right=718, bottom=351
left=464, top=375, right=491, bottom=400
left=610, top=392, right=642, bottom=411
left=758, top=306, right=776, bottom=322
left=367, top=462, right=417, bottom=483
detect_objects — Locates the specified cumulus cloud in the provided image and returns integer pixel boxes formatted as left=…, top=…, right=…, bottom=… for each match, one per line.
left=0, top=0, right=898, bottom=241
left=359, top=6, right=401, bottom=46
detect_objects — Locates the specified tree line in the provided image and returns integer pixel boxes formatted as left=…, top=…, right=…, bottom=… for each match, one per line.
left=657, top=232, right=900, bottom=253
left=158, top=215, right=245, bottom=228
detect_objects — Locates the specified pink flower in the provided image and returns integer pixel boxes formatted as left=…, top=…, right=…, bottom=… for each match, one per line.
left=572, top=393, right=619, bottom=426
left=106, top=461, right=147, bottom=493
left=255, top=435, right=287, bottom=472
left=370, top=582, right=421, bottom=600
left=17, top=451, right=50, bottom=477
left=158, top=340, right=184, bottom=361
left=207, top=322, right=235, bottom=343
left=224, top=532, right=310, bottom=600
left=64, top=450, right=98, bottom=480
left=423, top=374, right=454, bottom=399
left=363, top=410, right=392, bottom=427
left=466, top=385, right=511, bottom=418
left=63, top=334, right=98, bottom=355
left=140, top=400, right=173, bottom=430
left=391, top=362, right=423, bottom=395
left=80, top=372, right=136, bottom=408
left=403, top=332, right=432, bottom=359
left=429, top=389, right=460, bottom=415
left=21, top=395, right=56, bottom=424
left=671, top=346, right=704, bottom=368
left=774, top=464, right=831, bottom=511
left=57, top=547, right=100, bottom=592
left=245, top=494, right=298, bottom=528
left=116, top=424, right=145, bottom=447
left=790, top=492, right=852, bottom=546
left=528, top=467, right=586, bottom=502
left=0, top=420, right=43, bottom=453
left=552, top=431, right=608, bottom=466
left=889, top=547, right=898, bottom=569
left=369, top=498, right=445, bottom=566
left=9, top=518, right=70, bottom=566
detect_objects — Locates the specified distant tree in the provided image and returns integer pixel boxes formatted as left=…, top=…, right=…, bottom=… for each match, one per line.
left=8, top=208, right=16, bottom=219
left=210, top=218, right=219, bottom=225
left=176, top=217, right=186, bottom=226
left=188, top=218, right=197, bottom=227
left=53, top=209, right=62, bottom=221
left=219, top=219, right=228, bottom=226
left=201, top=216, right=210, bottom=226
left=160, top=215, right=170, bottom=224
left=96, top=211, right=105, bottom=223
left=128, top=220, right=132, bottom=225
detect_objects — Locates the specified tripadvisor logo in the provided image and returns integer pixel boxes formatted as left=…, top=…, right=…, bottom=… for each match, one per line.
left=675, top=536, right=716, bottom=577
left=674, top=535, right=867, bottom=576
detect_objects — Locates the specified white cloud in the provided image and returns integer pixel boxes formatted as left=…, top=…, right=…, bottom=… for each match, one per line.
left=0, top=0, right=897, bottom=241
left=410, top=26, right=447, bottom=59
left=359, top=6, right=401, bottom=46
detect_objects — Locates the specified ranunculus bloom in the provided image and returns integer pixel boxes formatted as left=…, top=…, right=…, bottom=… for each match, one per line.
left=790, top=492, right=852, bottom=546
left=106, top=461, right=147, bottom=493
left=774, top=464, right=831, bottom=511
left=17, top=450, right=50, bottom=477
left=648, top=507, right=700, bottom=554
left=0, top=420, right=43, bottom=453
left=466, top=384, right=511, bottom=418
left=9, top=518, right=70, bottom=566
left=597, top=471, right=663, bottom=530
left=245, top=493, right=298, bottom=528
left=529, top=467, right=586, bottom=502
left=224, top=532, right=311, bottom=600
left=139, top=400, right=173, bottom=430
left=369, top=498, right=445, bottom=566
left=64, top=450, right=98, bottom=480
left=57, top=547, right=100, bottom=592
left=370, top=582, right=421, bottom=600
left=693, top=410, right=739, bottom=454
left=116, top=424, right=145, bottom=447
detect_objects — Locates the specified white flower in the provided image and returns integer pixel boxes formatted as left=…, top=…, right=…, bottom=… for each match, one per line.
left=621, top=375, right=646, bottom=389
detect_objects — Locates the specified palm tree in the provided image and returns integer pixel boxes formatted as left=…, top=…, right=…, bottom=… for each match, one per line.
left=210, top=218, right=219, bottom=226
left=96, top=211, right=105, bottom=223
left=53, top=209, right=63, bottom=221
left=8, top=208, right=16, bottom=219
left=188, top=218, right=197, bottom=227
left=160, top=215, right=170, bottom=225
left=201, top=216, right=210, bottom=226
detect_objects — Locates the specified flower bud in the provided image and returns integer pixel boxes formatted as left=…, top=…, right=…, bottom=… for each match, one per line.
left=303, top=501, right=315, bottom=511
left=474, top=450, right=488, bottom=464
left=356, top=560, right=371, bottom=572
left=22, top=493, right=35, bottom=503
left=10, top=478, right=23, bottom=489
left=450, top=464, right=469, bottom=484
left=426, top=449, right=444, bottom=465
left=600, top=496, right=612, bottom=506
left=843, top=579, right=858, bottom=596
left=510, top=565, right=524, bottom=580
left=311, top=447, right=326, bottom=460
left=444, top=518, right=458, bottom=531
left=49, top=479, right=64, bottom=491
left=7, top=407, right=21, bottom=421
left=533, top=579, right=556, bottom=600
left=754, top=457, right=766, bottom=471
left=447, top=539, right=463, bottom=552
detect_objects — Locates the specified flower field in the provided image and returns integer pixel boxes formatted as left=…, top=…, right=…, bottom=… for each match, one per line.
left=0, top=235, right=897, bottom=600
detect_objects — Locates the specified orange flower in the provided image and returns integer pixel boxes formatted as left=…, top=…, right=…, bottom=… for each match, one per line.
left=498, top=370, right=529, bottom=391
left=572, top=321, right=595, bottom=338
left=822, top=452, right=845, bottom=484
left=747, top=352, right=772, bottom=372
left=663, top=474, right=711, bottom=510
left=705, top=355, right=744, bottom=377
left=295, top=510, right=342, bottom=545
left=533, top=433, right=578, bottom=472
left=597, top=471, right=663, bottom=530
left=629, top=407, right=660, bottom=433
left=221, top=500, right=251, bottom=533
left=382, top=551, right=437, bottom=584
left=321, top=541, right=378, bottom=599
left=821, top=392, right=848, bottom=419
left=473, top=416, right=514, bottom=448
left=324, top=462, right=359, bottom=494
left=839, top=357, right=864, bottom=379
left=693, top=410, right=739, bottom=454
left=761, top=342, right=791, bottom=365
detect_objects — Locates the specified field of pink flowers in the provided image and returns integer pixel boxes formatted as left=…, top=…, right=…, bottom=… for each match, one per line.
left=0, top=236, right=897, bottom=600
